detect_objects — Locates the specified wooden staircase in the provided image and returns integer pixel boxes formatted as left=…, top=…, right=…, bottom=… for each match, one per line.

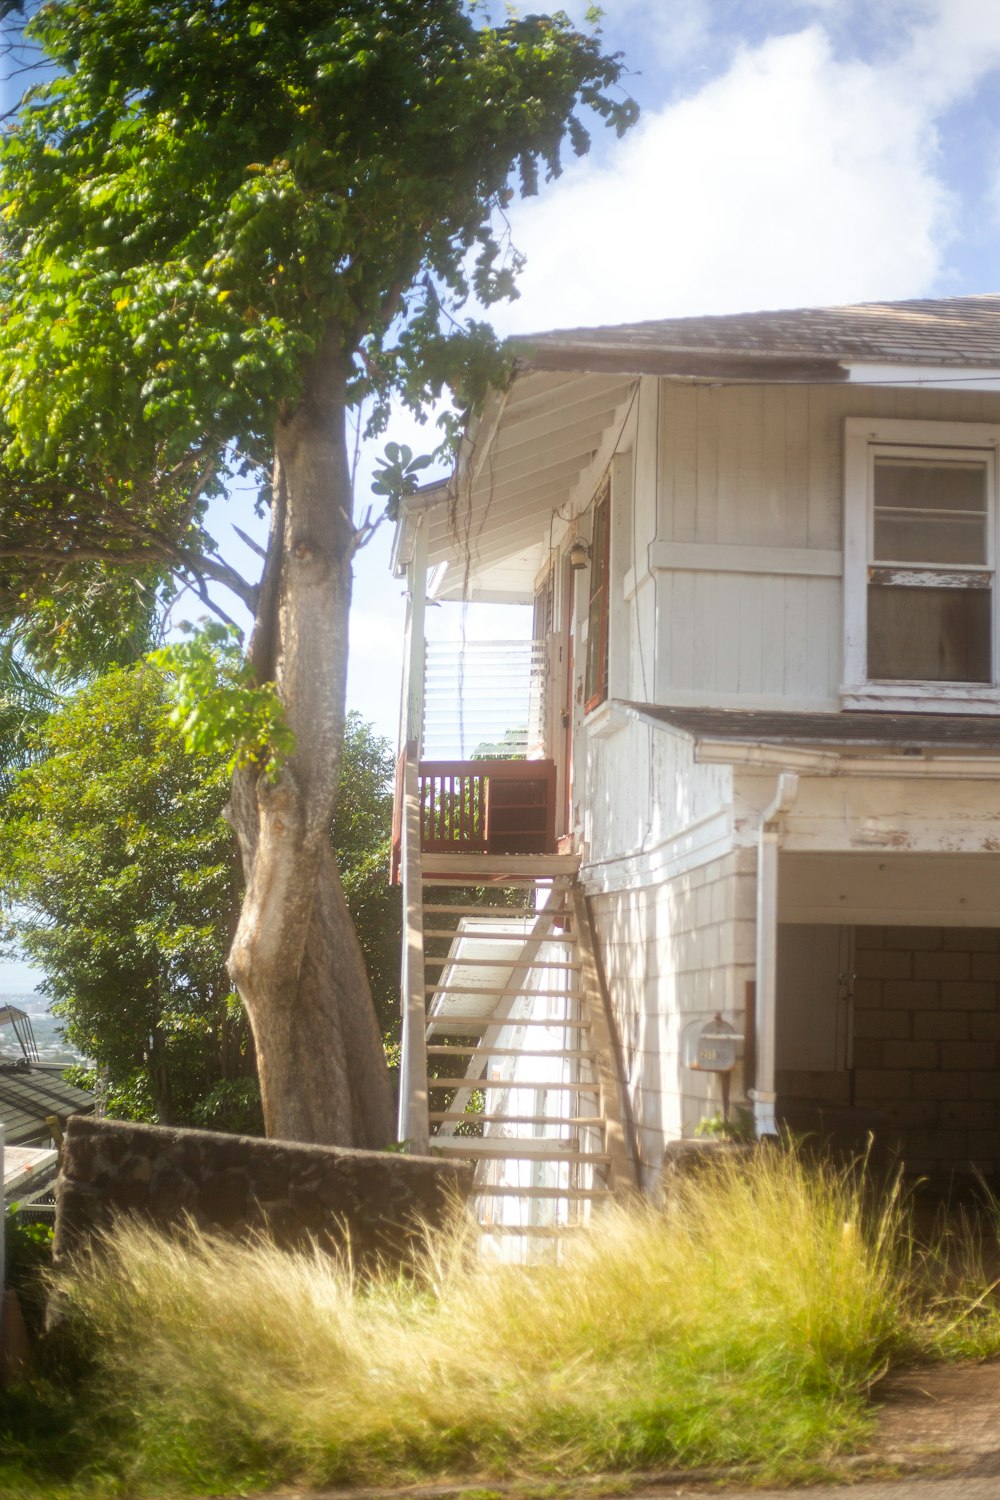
left=411, top=860, right=637, bottom=1252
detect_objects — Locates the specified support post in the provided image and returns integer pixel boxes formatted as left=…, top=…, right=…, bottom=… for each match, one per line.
left=751, top=772, right=799, bottom=1138
left=397, top=516, right=430, bottom=1151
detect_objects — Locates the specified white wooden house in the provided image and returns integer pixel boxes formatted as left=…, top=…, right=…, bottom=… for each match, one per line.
left=392, top=293, right=1000, bottom=1207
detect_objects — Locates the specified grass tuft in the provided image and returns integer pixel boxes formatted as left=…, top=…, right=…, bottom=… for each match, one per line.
left=6, top=1144, right=1000, bottom=1498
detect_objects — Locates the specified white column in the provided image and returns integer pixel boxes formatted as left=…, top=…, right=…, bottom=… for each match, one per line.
left=752, top=772, right=799, bottom=1138
left=397, top=516, right=430, bottom=1150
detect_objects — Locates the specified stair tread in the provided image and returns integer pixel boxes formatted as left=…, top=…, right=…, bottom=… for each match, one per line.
left=423, top=927, right=576, bottom=941
left=475, top=1185, right=608, bottom=1200
left=427, top=984, right=580, bottom=998
left=427, top=1016, right=588, bottom=1030
left=428, top=1110, right=602, bottom=1122
left=426, top=1044, right=596, bottom=1059
left=427, top=1078, right=601, bottom=1091
left=432, top=1142, right=611, bottom=1163
left=425, top=955, right=581, bottom=971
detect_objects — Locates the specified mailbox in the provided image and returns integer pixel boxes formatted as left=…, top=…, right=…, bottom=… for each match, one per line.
left=682, top=1013, right=741, bottom=1073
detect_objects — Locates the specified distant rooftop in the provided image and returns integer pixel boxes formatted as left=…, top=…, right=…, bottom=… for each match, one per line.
left=0, top=1061, right=95, bottom=1146
left=515, top=294, right=1000, bottom=377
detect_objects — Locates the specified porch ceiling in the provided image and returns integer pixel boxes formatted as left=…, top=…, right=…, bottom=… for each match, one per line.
left=407, top=370, right=634, bottom=603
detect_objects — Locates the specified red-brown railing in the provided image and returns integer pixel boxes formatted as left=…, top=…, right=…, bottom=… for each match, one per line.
left=419, top=760, right=489, bottom=854
left=391, top=758, right=557, bottom=881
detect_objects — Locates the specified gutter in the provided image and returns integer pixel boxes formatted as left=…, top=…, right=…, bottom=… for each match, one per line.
left=694, top=740, right=1000, bottom=779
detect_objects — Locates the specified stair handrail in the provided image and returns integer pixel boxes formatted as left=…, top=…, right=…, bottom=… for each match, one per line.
left=571, top=886, right=641, bottom=1193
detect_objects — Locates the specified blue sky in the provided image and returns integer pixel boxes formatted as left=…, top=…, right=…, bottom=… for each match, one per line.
left=341, top=0, right=1000, bottom=746
left=4, top=0, right=1000, bottom=990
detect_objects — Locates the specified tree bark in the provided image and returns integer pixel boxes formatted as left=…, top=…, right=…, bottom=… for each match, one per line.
left=227, top=325, right=395, bottom=1147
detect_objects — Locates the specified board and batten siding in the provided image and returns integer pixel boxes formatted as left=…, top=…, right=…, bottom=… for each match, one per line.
left=649, top=381, right=1000, bottom=709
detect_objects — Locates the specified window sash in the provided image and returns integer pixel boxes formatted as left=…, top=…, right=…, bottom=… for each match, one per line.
left=844, top=421, right=1000, bottom=698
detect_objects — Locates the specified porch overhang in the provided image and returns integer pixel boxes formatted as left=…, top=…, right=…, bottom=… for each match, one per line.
left=394, top=369, right=636, bottom=603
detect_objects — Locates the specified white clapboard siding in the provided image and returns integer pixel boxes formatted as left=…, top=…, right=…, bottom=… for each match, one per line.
left=646, top=380, right=1000, bottom=708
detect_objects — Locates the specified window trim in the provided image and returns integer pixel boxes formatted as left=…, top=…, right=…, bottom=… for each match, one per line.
left=843, top=417, right=1000, bottom=712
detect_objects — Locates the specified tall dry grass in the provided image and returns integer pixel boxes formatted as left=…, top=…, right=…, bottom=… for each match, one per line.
left=49, top=1144, right=978, bottom=1494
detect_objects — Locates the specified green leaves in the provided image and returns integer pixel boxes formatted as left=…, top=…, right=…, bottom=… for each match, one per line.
left=370, top=442, right=434, bottom=521
left=151, top=622, right=295, bottom=778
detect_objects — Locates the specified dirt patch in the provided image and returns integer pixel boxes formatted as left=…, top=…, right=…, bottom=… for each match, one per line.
left=872, top=1359, right=1000, bottom=1476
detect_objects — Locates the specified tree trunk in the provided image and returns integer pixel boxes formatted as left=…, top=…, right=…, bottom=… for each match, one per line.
left=227, top=326, right=395, bottom=1147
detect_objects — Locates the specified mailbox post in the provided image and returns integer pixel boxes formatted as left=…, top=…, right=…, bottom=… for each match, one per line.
left=684, top=1013, right=742, bottom=1124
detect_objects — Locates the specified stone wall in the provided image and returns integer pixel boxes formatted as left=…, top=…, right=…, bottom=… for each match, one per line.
left=54, top=1116, right=473, bottom=1267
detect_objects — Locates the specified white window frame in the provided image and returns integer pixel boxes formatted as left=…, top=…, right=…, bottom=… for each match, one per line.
left=843, top=417, right=1000, bottom=713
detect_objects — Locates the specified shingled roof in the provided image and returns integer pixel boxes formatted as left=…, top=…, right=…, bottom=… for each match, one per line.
left=0, top=1062, right=95, bottom=1146
left=515, top=294, right=1000, bottom=377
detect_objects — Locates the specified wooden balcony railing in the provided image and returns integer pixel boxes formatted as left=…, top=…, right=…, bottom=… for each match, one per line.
left=391, top=758, right=557, bottom=881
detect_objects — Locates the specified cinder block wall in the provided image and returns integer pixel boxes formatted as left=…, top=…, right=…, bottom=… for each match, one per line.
left=587, top=848, right=756, bottom=1188
left=852, top=926, right=1000, bottom=1174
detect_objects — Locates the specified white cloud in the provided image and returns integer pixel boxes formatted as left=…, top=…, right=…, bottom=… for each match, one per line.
left=488, top=9, right=1000, bottom=334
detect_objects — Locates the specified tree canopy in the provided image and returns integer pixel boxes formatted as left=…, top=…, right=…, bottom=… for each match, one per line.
left=0, top=0, right=635, bottom=1145
left=0, top=0, right=634, bottom=635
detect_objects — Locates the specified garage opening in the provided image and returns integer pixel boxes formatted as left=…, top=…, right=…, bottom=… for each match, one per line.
left=775, top=922, right=1000, bottom=1182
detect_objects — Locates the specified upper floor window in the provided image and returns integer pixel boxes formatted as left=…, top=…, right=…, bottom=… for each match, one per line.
left=844, top=418, right=1000, bottom=710
left=584, top=477, right=610, bottom=712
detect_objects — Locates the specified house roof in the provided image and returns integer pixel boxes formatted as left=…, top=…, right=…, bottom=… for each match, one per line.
left=629, top=704, right=1000, bottom=754
left=0, top=1061, right=96, bottom=1146
left=395, top=292, right=1000, bottom=603
left=516, top=295, right=1000, bottom=378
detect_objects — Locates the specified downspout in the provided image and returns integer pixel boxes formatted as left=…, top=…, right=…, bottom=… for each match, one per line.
left=751, top=771, right=800, bottom=1138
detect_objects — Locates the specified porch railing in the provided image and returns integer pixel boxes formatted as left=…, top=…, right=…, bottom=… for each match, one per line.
left=392, top=757, right=557, bottom=879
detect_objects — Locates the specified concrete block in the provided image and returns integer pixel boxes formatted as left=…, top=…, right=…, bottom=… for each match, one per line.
left=852, top=979, right=884, bottom=1007
left=943, top=927, right=1000, bottom=952
left=854, top=1069, right=912, bottom=1100
left=855, top=926, right=886, bottom=950
left=941, top=1101, right=996, bottom=1130
left=882, top=1101, right=940, bottom=1129
left=854, top=1008, right=911, bottom=1039
left=971, top=953, right=1000, bottom=982
left=941, top=981, right=996, bottom=1011
left=882, top=980, right=940, bottom=1010
left=970, top=1013, right=1000, bottom=1040
left=851, top=1039, right=883, bottom=1069
left=911, top=1071, right=971, bottom=1101
left=883, top=926, right=942, bottom=950
left=883, top=1039, right=940, bottom=1070
left=913, top=1011, right=970, bottom=1040
left=855, top=949, right=912, bottom=980
left=905, top=1130, right=968, bottom=1163
left=914, top=951, right=971, bottom=981
left=971, top=1072, right=1000, bottom=1101
left=942, top=1040, right=997, bottom=1071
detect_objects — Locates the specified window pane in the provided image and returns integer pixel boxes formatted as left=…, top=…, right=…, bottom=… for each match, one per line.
left=868, top=583, right=991, bottom=682
left=873, top=458, right=987, bottom=565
